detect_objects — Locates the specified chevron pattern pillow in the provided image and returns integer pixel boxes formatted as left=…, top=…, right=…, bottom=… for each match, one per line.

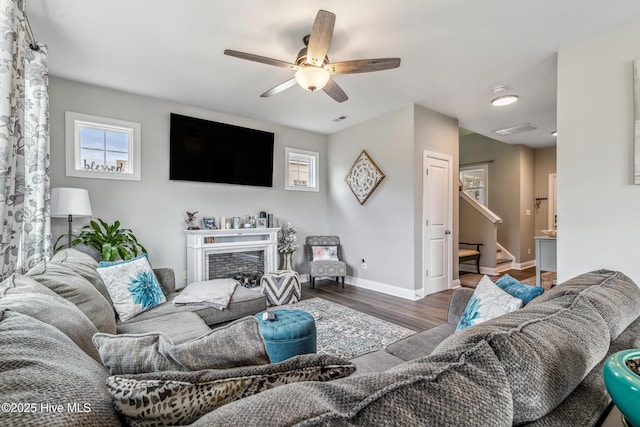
left=260, top=271, right=301, bottom=306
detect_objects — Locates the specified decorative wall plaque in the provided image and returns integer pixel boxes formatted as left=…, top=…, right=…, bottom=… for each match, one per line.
left=344, top=150, right=385, bottom=205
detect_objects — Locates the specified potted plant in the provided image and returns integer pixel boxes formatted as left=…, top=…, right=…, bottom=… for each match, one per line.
left=277, top=222, right=299, bottom=270
left=69, top=218, right=147, bottom=262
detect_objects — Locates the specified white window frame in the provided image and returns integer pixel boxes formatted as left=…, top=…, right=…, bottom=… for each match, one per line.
left=460, top=163, right=489, bottom=206
left=285, top=147, right=319, bottom=192
left=65, top=111, right=141, bottom=181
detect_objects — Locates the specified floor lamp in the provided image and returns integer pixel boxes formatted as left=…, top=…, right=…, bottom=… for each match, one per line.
left=50, top=187, right=93, bottom=248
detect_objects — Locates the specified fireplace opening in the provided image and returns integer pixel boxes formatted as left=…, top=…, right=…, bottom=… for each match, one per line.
left=207, top=250, right=264, bottom=288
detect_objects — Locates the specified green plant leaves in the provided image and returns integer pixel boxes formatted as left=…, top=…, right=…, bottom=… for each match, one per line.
left=70, top=219, right=147, bottom=262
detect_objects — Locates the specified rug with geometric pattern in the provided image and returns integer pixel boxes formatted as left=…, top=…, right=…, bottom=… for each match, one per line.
left=269, top=298, right=415, bottom=359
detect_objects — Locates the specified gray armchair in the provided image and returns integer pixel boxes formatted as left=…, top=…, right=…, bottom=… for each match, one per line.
left=306, top=236, right=347, bottom=289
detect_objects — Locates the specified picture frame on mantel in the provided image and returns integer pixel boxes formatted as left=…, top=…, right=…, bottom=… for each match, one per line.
left=634, top=58, right=640, bottom=184
left=344, top=150, right=386, bottom=205
left=203, top=217, right=215, bottom=230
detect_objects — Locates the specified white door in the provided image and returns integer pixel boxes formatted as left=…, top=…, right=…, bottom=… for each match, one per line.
left=423, top=151, right=453, bottom=295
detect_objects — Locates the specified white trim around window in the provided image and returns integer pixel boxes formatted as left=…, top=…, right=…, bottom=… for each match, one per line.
left=285, top=147, right=319, bottom=192
left=65, top=111, right=141, bottom=181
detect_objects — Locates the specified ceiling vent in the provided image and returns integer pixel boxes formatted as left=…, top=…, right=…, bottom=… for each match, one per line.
left=493, top=123, right=537, bottom=136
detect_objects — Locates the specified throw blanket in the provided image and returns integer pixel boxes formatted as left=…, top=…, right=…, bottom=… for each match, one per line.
left=173, top=279, right=238, bottom=310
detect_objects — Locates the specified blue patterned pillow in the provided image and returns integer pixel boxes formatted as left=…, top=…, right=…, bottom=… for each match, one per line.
left=495, top=274, right=544, bottom=305
left=97, top=255, right=166, bottom=321
left=456, top=275, right=523, bottom=332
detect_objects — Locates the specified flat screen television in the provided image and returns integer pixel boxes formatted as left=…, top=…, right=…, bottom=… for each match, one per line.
left=170, top=113, right=274, bottom=187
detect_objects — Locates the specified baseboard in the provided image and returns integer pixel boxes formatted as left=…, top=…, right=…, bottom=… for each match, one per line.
left=459, top=264, right=480, bottom=273
left=495, top=263, right=512, bottom=274
left=346, top=276, right=418, bottom=301
left=480, top=266, right=500, bottom=276
left=302, top=274, right=453, bottom=301
left=511, top=260, right=536, bottom=270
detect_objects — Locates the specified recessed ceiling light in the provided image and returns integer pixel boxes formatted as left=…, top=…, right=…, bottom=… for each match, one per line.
left=491, top=85, right=518, bottom=107
left=551, top=130, right=557, bottom=137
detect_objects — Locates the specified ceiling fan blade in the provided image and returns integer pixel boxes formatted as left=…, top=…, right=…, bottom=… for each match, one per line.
left=326, top=58, right=401, bottom=75
left=323, top=78, right=348, bottom=103
left=224, top=49, right=300, bottom=70
left=260, top=78, right=298, bottom=98
left=306, top=10, right=335, bottom=66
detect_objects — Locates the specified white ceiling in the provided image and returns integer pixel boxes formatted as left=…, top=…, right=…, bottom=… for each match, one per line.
left=27, top=0, right=640, bottom=148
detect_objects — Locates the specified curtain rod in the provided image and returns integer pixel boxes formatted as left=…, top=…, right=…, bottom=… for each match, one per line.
left=24, top=12, right=39, bottom=50
left=460, top=160, right=494, bottom=167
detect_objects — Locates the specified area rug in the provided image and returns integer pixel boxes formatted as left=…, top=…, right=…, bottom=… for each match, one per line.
left=269, top=298, right=416, bottom=359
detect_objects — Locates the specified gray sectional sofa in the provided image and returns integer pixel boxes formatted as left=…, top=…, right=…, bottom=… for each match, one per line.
left=350, top=286, right=476, bottom=373
left=0, top=248, right=639, bottom=426
left=42, top=248, right=267, bottom=342
left=194, top=269, right=640, bottom=426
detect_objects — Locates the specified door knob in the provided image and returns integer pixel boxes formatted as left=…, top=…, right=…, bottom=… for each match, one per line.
left=445, top=230, right=451, bottom=235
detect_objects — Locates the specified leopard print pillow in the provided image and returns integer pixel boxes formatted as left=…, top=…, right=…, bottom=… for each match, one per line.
left=107, top=354, right=355, bottom=426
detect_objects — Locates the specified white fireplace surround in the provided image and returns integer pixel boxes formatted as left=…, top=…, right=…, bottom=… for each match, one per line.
left=185, top=228, right=280, bottom=284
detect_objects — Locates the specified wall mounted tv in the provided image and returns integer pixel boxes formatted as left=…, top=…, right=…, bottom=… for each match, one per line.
left=170, top=113, right=274, bottom=187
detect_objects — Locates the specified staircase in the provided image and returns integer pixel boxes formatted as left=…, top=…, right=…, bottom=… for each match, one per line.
left=459, top=191, right=503, bottom=275
left=495, top=244, right=514, bottom=273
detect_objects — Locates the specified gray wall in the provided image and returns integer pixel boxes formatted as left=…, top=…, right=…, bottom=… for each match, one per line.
left=50, top=79, right=460, bottom=297
left=49, top=77, right=329, bottom=287
left=533, top=147, right=556, bottom=233
left=327, top=106, right=415, bottom=297
left=327, top=104, right=459, bottom=298
left=518, top=146, right=535, bottom=263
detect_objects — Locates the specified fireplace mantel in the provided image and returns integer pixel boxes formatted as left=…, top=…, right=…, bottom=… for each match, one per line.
left=185, top=228, right=280, bottom=284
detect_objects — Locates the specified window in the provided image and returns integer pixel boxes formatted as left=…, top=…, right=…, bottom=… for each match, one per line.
left=65, top=111, right=141, bottom=180
left=285, top=147, right=319, bottom=192
left=460, top=164, right=488, bottom=205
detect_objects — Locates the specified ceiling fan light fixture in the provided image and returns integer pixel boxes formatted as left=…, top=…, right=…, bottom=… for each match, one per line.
left=295, top=66, right=330, bottom=92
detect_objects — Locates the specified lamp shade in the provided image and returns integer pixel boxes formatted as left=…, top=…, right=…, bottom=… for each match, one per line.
left=50, top=188, right=92, bottom=218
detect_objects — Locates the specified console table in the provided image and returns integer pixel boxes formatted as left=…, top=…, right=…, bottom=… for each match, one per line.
left=185, top=228, right=280, bottom=284
left=534, top=236, right=557, bottom=287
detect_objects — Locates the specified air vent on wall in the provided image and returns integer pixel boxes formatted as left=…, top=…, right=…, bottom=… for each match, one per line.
left=493, top=123, right=537, bottom=136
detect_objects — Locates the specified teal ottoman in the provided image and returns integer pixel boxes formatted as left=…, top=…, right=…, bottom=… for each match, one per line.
left=255, top=309, right=317, bottom=363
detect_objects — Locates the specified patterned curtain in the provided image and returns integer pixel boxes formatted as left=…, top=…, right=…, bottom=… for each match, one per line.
left=0, top=0, right=51, bottom=279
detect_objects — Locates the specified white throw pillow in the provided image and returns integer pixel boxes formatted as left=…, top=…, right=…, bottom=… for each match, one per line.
left=97, top=255, right=166, bottom=321
left=456, top=275, right=523, bottom=331
left=312, top=245, right=339, bottom=261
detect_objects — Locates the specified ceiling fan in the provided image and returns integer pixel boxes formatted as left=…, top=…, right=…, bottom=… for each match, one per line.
left=224, top=10, right=401, bottom=103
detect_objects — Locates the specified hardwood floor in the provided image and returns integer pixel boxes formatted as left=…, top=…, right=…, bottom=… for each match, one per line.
left=458, top=266, right=538, bottom=288
left=301, top=267, right=538, bottom=333
left=302, top=280, right=452, bottom=332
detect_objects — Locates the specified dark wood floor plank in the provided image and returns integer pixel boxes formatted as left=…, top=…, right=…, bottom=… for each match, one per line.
left=301, top=267, right=539, bottom=332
